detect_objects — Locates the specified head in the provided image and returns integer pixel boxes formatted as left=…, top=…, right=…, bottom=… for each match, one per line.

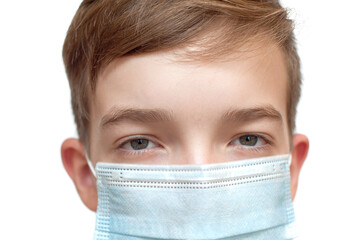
left=61, top=0, right=309, bottom=211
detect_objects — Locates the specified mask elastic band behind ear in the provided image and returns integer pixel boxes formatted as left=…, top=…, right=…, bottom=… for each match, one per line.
left=85, top=152, right=97, bottom=178
left=288, top=154, right=292, bottom=166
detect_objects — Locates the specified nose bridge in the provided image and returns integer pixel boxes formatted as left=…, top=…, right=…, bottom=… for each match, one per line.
left=175, top=129, right=223, bottom=165
left=184, top=145, right=213, bottom=165
left=173, top=103, right=224, bottom=164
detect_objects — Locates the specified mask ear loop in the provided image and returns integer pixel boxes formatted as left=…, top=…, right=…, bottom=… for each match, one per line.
left=85, top=152, right=97, bottom=178
left=288, top=153, right=292, bottom=167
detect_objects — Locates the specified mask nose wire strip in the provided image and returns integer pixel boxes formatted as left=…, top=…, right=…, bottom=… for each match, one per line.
left=85, top=152, right=97, bottom=178
left=84, top=153, right=291, bottom=179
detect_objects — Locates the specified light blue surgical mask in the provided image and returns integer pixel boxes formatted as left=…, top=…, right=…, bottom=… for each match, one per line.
left=88, top=154, right=297, bottom=240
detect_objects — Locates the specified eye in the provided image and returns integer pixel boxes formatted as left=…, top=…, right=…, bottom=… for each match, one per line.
left=120, top=138, right=159, bottom=151
left=230, top=134, right=267, bottom=147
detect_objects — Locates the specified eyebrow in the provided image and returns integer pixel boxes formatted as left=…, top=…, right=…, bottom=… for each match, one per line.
left=100, top=105, right=282, bottom=128
left=221, top=105, right=283, bottom=123
left=100, top=107, right=174, bottom=128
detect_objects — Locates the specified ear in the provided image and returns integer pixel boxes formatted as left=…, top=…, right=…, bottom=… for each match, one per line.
left=290, top=134, right=309, bottom=201
left=61, top=138, right=97, bottom=211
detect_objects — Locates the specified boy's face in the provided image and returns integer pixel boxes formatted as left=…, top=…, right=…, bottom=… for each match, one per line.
left=90, top=44, right=290, bottom=164
left=61, top=42, right=308, bottom=211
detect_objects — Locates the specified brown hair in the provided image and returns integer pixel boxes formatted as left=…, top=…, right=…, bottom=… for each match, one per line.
left=63, top=0, right=301, bottom=147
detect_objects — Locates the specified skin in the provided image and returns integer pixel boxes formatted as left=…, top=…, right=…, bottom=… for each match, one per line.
left=61, top=43, right=309, bottom=212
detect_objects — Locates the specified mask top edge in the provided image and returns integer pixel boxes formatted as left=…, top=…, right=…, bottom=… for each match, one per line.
left=95, top=154, right=290, bottom=172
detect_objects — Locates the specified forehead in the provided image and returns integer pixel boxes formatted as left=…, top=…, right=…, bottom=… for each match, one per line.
left=91, top=43, right=288, bottom=129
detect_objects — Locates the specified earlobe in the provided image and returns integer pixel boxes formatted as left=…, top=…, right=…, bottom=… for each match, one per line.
left=61, top=138, right=98, bottom=211
left=290, top=134, right=309, bottom=201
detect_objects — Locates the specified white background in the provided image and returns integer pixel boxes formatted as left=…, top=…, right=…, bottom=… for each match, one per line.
left=0, top=0, right=360, bottom=239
